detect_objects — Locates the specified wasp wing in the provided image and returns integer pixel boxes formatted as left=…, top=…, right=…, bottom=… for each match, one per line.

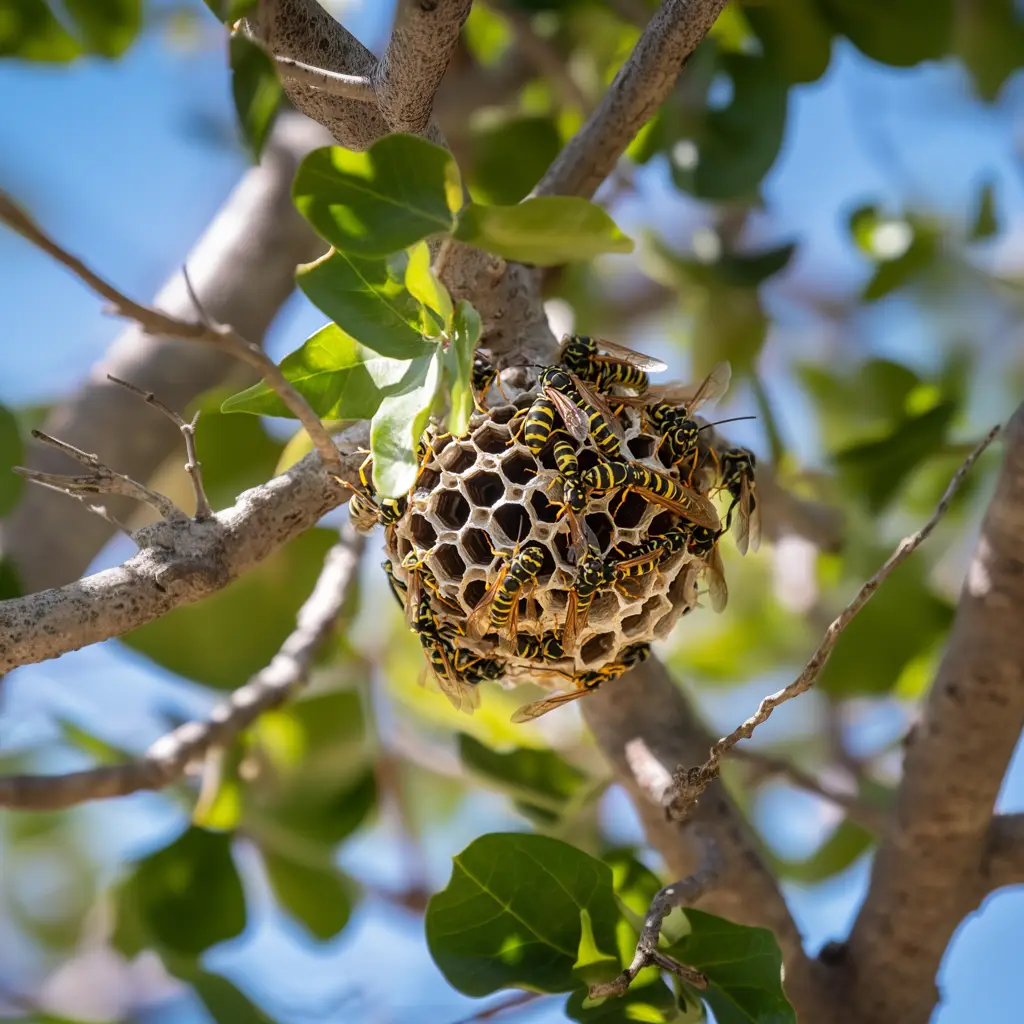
left=636, top=485, right=722, bottom=532
left=511, top=686, right=590, bottom=723
left=545, top=386, right=590, bottom=443
left=590, top=337, right=668, bottom=372
left=567, top=371, right=625, bottom=442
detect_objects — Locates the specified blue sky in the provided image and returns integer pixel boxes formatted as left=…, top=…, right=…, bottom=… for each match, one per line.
left=1, top=2, right=1023, bottom=1022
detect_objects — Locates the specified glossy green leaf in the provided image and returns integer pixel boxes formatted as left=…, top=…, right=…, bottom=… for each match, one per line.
left=956, top=0, right=1024, bottom=101
left=745, top=0, right=833, bottom=84
left=298, top=250, right=433, bottom=359
left=565, top=982, right=681, bottom=1023
left=0, top=0, right=82, bottom=60
left=0, top=402, right=23, bottom=516
left=230, top=34, right=283, bottom=161
left=263, top=850, right=353, bottom=940
left=113, top=827, right=245, bottom=958
left=123, top=528, right=337, bottom=689
left=406, top=241, right=453, bottom=330
left=370, top=351, right=442, bottom=497
left=293, top=135, right=462, bottom=256
left=470, top=116, right=563, bottom=204
left=665, top=911, right=794, bottom=1024
left=445, top=301, right=481, bottom=436
left=426, top=833, right=621, bottom=996
left=454, top=197, right=634, bottom=265
left=572, top=908, right=621, bottom=987
left=774, top=820, right=874, bottom=884
left=970, top=180, right=999, bottom=240
left=172, top=965, right=277, bottom=1024
left=64, top=0, right=139, bottom=58
left=458, top=734, right=587, bottom=813
left=221, top=324, right=423, bottom=421
left=819, top=0, right=953, bottom=67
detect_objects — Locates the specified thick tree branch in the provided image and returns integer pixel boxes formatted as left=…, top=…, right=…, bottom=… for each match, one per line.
left=274, top=56, right=376, bottom=101
left=0, top=436, right=364, bottom=675
left=533, top=0, right=727, bottom=199
left=0, top=527, right=364, bottom=810
left=985, top=813, right=1024, bottom=891
left=841, top=403, right=1024, bottom=1024
left=0, top=114, right=330, bottom=591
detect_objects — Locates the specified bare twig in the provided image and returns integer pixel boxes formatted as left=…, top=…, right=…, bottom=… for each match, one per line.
left=274, top=55, right=375, bottom=100
left=449, top=990, right=546, bottom=1023
left=0, top=190, right=342, bottom=476
left=589, top=830, right=720, bottom=1000
left=0, top=528, right=364, bottom=811
left=666, top=424, right=1001, bottom=824
left=533, top=0, right=728, bottom=199
left=106, top=375, right=212, bottom=520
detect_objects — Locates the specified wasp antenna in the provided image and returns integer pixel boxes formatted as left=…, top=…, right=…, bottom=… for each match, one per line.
left=698, top=415, right=758, bottom=431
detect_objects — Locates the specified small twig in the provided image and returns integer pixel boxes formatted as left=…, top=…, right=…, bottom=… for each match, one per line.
left=0, top=190, right=343, bottom=476
left=729, top=747, right=889, bottom=834
left=433, top=237, right=455, bottom=280
left=449, top=990, right=546, bottom=1023
left=274, top=55, right=376, bottom=101
left=589, top=831, right=721, bottom=1001
left=107, top=375, right=213, bottom=519
left=15, top=429, right=186, bottom=522
left=0, top=528, right=365, bottom=810
left=665, top=424, right=1001, bottom=823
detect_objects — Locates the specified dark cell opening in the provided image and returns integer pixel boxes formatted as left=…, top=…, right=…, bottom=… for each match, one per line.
left=621, top=610, right=648, bottom=637
left=397, top=536, right=413, bottom=561
left=668, top=562, right=699, bottom=608
left=488, top=404, right=516, bottom=425
left=410, top=514, right=437, bottom=549
left=537, top=440, right=559, bottom=471
left=464, top=470, right=504, bottom=507
left=627, top=435, right=656, bottom=460
left=552, top=530, right=573, bottom=568
left=494, top=502, right=530, bottom=543
left=547, top=589, right=568, bottom=612
left=415, top=468, right=441, bottom=494
left=581, top=632, right=615, bottom=664
left=585, top=513, right=614, bottom=553
left=530, top=489, right=560, bottom=524
left=590, top=592, right=617, bottom=621
left=442, top=445, right=476, bottom=474
left=657, top=437, right=679, bottom=470
left=576, top=448, right=601, bottom=472
left=501, top=451, right=537, bottom=484
left=648, top=511, right=676, bottom=537
left=463, top=579, right=487, bottom=610
left=613, top=490, right=648, bottom=530
left=473, top=424, right=510, bottom=454
left=434, top=543, right=466, bottom=580
left=434, top=490, right=470, bottom=529
left=462, top=527, right=495, bottom=566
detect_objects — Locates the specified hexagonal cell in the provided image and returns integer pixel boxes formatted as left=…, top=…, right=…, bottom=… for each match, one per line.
left=585, top=512, right=614, bottom=553
left=500, top=451, right=536, bottom=485
left=488, top=404, right=517, bottom=425
left=612, top=490, right=648, bottom=530
left=434, top=490, right=470, bottom=530
left=590, top=591, right=618, bottom=622
left=461, top=527, right=495, bottom=567
left=428, top=431, right=454, bottom=457
left=551, top=529, right=574, bottom=569
left=472, top=423, right=510, bottom=454
left=463, top=578, right=488, bottom=611
left=647, top=511, right=677, bottom=538
left=465, top=470, right=503, bottom=507
left=441, top=445, right=476, bottom=474
left=529, top=489, right=560, bottom=524
left=657, top=438, right=680, bottom=470
left=627, top=435, right=656, bottom=460
left=415, top=468, right=441, bottom=494
left=434, top=543, right=466, bottom=581
left=620, top=609, right=647, bottom=637
left=397, top=535, right=413, bottom=561
left=409, top=514, right=437, bottom=549
left=493, top=502, right=531, bottom=544
left=581, top=632, right=616, bottom=665
left=576, top=448, right=603, bottom=473
left=668, top=560, right=700, bottom=607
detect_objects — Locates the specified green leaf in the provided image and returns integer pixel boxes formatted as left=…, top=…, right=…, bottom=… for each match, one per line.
left=458, top=734, right=587, bottom=813
left=0, top=557, right=20, bottom=600
left=171, top=965, right=277, bottom=1024
left=262, top=850, right=352, bottom=940
left=566, top=983, right=681, bottom=1023
left=745, top=0, right=833, bottom=84
left=470, top=115, right=563, bottom=204
left=298, top=250, right=433, bottom=358
left=0, top=0, right=82, bottom=60
left=113, top=827, right=245, bottom=958
left=123, top=528, right=337, bottom=689
left=848, top=206, right=941, bottom=301
left=819, top=0, right=953, bottom=67
left=426, top=833, right=621, bottom=996
left=572, top=908, right=621, bottom=987
left=406, top=241, right=453, bottom=330
left=444, top=301, right=481, bottom=436
left=293, top=135, right=462, bottom=256
left=0, top=402, right=23, bottom=515
left=970, top=180, right=999, bottom=240
left=454, top=197, right=635, bottom=265
left=370, top=351, right=442, bottom=497
left=221, top=324, right=422, bottom=420
left=665, top=911, right=794, bottom=1024
left=230, top=34, right=283, bottom=161
left=201, top=0, right=258, bottom=22
left=956, top=0, right=1024, bottom=101
left=64, top=0, right=139, bottom=58
left=774, top=820, right=874, bottom=884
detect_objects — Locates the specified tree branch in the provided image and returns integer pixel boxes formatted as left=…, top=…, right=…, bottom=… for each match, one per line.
left=665, top=425, right=1001, bottom=825
left=0, top=113, right=330, bottom=592
left=274, top=55, right=376, bottom=101
left=0, top=435, right=365, bottom=675
left=0, top=527, right=364, bottom=810
left=533, top=0, right=728, bottom=199
left=841, top=402, right=1024, bottom=1024
left=985, top=813, right=1024, bottom=891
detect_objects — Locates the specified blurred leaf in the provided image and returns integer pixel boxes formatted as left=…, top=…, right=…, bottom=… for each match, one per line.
left=293, top=136, right=462, bottom=256
left=463, top=3, right=514, bottom=66
left=774, top=820, right=873, bottom=884
left=664, top=911, right=793, bottom=1024
left=0, top=557, right=20, bottom=600
left=427, top=833, right=621, bottom=996
left=370, top=351, right=442, bottom=497
left=230, top=35, right=283, bottom=161
left=572, top=908, right=621, bottom=987
left=56, top=717, right=130, bottom=765
left=255, top=768, right=376, bottom=847
left=221, top=323, right=423, bottom=420
left=262, top=850, right=353, bottom=940
left=114, top=827, right=245, bottom=958
left=818, top=0, right=953, bottom=66
left=470, top=116, right=563, bottom=204
left=406, top=241, right=453, bottom=330
left=817, top=554, right=953, bottom=695
left=969, top=180, right=999, bottom=240
left=956, top=0, right=1024, bottom=101
left=201, top=0, right=258, bottom=22
left=444, top=300, right=481, bottom=436
left=745, top=0, right=833, bottom=84
left=458, top=734, right=587, bottom=812
left=454, top=197, right=635, bottom=265
left=123, top=528, right=337, bottom=689
left=64, top=0, right=139, bottom=58
left=0, top=0, right=82, bottom=60
left=0, top=401, right=23, bottom=515
left=848, top=205, right=942, bottom=300
left=298, top=250, right=433, bottom=358
left=671, top=52, right=788, bottom=201
left=171, top=964, right=276, bottom=1024
left=834, top=400, right=957, bottom=512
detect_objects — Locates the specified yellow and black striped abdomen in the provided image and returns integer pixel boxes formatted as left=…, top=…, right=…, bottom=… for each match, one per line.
left=490, top=543, right=545, bottom=628
left=582, top=459, right=630, bottom=494
left=523, top=396, right=559, bottom=455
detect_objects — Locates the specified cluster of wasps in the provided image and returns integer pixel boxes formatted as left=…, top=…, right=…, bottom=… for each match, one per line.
left=350, top=335, right=760, bottom=722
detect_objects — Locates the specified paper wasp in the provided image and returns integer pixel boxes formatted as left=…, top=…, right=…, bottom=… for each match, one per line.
left=471, top=349, right=508, bottom=412
left=719, top=447, right=761, bottom=554
left=561, top=547, right=613, bottom=652
left=622, top=464, right=722, bottom=532
left=350, top=454, right=407, bottom=533
left=558, top=334, right=667, bottom=394
left=511, top=643, right=651, bottom=722
left=516, top=631, right=566, bottom=661
left=420, top=637, right=482, bottom=714
left=466, top=542, right=547, bottom=641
